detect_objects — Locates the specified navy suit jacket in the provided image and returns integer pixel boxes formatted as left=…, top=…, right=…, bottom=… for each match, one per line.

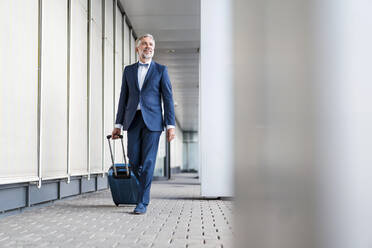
left=115, top=61, right=175, bottom=131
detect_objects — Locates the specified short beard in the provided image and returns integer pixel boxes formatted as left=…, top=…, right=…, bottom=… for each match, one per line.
left=141, top=51, right=153, bottom=59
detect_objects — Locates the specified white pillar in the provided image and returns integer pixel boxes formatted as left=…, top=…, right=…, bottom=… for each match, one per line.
left=314, top=1, right=372, bottom=247
left=200, top=0, right=233, bottom=197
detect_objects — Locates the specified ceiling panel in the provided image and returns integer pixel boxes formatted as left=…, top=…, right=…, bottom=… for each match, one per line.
left=129, top=16, right=199, bottom=30
left=135, top=29, right=200, bottom=42
left=120, top=0, right=200, bottom=131
left=120, top=0, right=200, bottom=16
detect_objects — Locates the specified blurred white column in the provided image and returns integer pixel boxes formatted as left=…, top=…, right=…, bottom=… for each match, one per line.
left=200, top=0, right=233, bottom=197
left=234, top=0, right=372, bottom=248
left=314, top=1, right=372, bottom=247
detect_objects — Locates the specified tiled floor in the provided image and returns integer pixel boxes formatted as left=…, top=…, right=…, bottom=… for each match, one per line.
left=0, top=173, right=233, bottom=248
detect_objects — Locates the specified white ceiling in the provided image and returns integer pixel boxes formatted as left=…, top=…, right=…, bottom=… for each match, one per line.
left=120, top=0, right=200, bottom=131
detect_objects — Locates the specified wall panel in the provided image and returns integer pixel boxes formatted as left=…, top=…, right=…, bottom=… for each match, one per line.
left=0, top=0, right=39, bottom=184
left=70, top=0, right=88, bottom=175
left=103, top=0, right=114, bottom=171
left=114, top=6, right=124, bottom=162
left=40, top=0, right=68, bottom=179
left=120, top=21, right=131, bottom=160
left=90, top=0, right=103, bottom=173
left=130, top=34, right=136, bottom=63
left=123, top=21, right=130, bottom=65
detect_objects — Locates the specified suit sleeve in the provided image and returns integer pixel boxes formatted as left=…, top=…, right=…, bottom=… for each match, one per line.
left=115, top=67, right=129, bottom=125
left=160, top=66, right=176, bottom=127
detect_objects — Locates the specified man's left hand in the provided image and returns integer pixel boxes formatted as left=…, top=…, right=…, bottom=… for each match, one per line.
left=167, top=128, right=175, bottom=142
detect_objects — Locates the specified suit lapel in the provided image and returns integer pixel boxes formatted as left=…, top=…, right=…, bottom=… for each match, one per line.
left=141, top=61, right=155, bottom=90
left=134, top=62, right=140, bottom=91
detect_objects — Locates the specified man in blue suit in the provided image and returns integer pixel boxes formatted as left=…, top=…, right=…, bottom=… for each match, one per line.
left=112, top=34, right=175, bottom=214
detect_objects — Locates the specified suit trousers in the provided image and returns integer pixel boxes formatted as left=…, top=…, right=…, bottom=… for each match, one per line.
left=127, top=110, right=161, bottom=205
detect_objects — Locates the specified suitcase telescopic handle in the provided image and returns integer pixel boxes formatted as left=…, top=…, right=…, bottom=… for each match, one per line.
left=106, top=135, right=129, bottom=177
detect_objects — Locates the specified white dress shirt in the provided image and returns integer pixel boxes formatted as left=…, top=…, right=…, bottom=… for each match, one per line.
left=115, top=60, right=175, bottom=130
left=137, top=60, right=151, bottom=110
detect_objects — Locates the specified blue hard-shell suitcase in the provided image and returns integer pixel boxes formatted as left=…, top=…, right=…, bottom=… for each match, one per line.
left=106, top=135, right=139, bottom=206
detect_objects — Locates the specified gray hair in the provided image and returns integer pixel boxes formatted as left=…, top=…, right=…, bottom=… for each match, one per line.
left=135, top=34, right=155, bottom=48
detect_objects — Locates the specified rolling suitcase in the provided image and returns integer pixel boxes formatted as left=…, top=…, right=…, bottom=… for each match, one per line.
left=106, top=134, right=139, bottom=206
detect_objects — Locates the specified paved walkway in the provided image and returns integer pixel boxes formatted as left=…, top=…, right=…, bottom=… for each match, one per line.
left=0, top=173, right=233, bottom=248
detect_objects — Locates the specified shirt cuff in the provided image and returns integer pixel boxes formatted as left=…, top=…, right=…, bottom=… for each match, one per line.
left=115, top=124, right=123, bottom=129
left=166, top=125, right=175, bottom=130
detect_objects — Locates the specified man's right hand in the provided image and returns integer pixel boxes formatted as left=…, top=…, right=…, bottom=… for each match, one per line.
left=111, top=128, right=121, bottom=139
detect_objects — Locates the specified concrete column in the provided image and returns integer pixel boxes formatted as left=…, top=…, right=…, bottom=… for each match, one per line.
left=234, top=0, right=372, bottom=247
left=200, top=0, right=233, bottom=197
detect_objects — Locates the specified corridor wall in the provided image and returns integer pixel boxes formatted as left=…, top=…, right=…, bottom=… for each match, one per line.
left=0, top=0, right=137, bottom=213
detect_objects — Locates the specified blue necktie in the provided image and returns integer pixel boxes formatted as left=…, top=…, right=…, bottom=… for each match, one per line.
left=139, top=63, right=149, bottom=68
